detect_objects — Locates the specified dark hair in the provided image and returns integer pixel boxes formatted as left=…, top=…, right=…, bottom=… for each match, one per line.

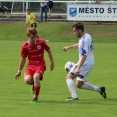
left=72, top=22, right=84, bottom=32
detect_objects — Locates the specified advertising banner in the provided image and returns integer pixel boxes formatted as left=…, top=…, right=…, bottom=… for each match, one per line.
left=67, top=4, right=117, bottom=21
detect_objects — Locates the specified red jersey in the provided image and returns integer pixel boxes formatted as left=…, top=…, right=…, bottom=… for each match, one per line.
left=21, top=38, right=50, bottom=68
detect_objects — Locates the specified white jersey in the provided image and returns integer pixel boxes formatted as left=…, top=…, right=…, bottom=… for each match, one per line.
left=40, top=2, right=47, bottom=7
left=78, top=33, right=94, bottom=68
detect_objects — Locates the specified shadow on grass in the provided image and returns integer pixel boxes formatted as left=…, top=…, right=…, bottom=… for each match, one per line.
left=36, top=98, right=117, bottom=105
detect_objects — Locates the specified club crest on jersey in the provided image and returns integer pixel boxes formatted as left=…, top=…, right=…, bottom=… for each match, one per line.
left=37, top=45, right=41, bottom=50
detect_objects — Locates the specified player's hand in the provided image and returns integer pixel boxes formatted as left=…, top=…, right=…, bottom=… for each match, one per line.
left=50, top=63, right=54, bottom=71
left=63, top=47, right=69, bottom=51
left=14, top=72, right=21, bottom=80
left=74, top=68, right=80, bottom=76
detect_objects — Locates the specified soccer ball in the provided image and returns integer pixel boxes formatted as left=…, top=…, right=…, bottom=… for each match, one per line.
left=65, top=61, right=75, bottom=72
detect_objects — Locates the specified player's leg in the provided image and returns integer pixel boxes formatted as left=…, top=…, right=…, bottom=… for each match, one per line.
left=30, top=24, right=33, bottom=27
left=24, top=75, right=33, bottom=85
left=76, top=67, right=106, bottom=99
left=24, top=67, right=34, bottom=85
left=30, top=23, right=39, bottom=38
left=76, top=80, right=106, bottom=99
left=30, top=23, right=36, bottom=28
left=65, top=73, right=78, bottom=101
left=24, top=74, right=34, bottom=96
left=32, top=23, right=37, bottom=28
left=40, top=7, right=42, bottom=22
left=44, top=5, right=47, bottom=22
left=65, top=64, right=78, bottom=101
left=24, top=67, right=35, bottom=94
left=76, top=80, right=101, bottom=92
left=30, top=66, right=45, bottom=103
left=40, top=7, right=43, bottom=22
left=32, top=73, right=41, bottom=102
left=33, top=23, right=39, bottom=38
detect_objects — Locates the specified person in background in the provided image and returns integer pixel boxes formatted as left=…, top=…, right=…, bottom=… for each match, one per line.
left=24, top=9, right=37, bottom=28
left=40, top=0, right=48, bottom=22
left=24, top=9, right=39, bottom=37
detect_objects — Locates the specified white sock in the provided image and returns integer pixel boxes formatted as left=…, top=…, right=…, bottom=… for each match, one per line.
left=66, top=78, right=78, bottom=98
left=81, top=82, right=101, bottom=92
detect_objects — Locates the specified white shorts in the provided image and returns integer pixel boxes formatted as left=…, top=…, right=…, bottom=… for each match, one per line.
left=69, top=63, right=93, bottom=82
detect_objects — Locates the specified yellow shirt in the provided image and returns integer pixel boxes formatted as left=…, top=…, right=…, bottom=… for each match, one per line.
left=28, top=13, right=36, bottom=24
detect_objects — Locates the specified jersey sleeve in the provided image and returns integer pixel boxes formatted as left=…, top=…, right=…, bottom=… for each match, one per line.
left=81, top=38, right=89, bottom=56
left=21, top=44, right=28, bottom=58
left=42, top=40, right=50, bottom=51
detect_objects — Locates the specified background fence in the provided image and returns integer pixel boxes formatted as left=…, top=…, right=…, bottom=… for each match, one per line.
left=9, top=0, right=117, bottom=14
left=0, top=0, right=117, bottom=22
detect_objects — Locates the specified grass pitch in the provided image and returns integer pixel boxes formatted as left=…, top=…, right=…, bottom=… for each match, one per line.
left=0, top=23, right=117, bottom=117
left=0, top=22, right=117, bottom=43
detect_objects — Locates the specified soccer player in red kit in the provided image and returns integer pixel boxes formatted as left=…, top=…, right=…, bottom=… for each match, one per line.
left=14, top=27, right=54, bottom=103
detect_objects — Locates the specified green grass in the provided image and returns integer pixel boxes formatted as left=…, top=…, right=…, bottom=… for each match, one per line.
left=0, top=22, right=117, bottom=117
left=0, top=40, right=117, bottom=117
left=0, top=22, right=117, bottom=43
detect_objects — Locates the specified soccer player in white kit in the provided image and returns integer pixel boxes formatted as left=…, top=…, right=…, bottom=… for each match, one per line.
left=63, top=23, right=106, bottom=101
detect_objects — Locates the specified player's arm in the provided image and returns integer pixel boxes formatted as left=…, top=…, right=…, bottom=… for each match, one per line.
left=24, top=21, right=29, bottom=28
left=14, top=58, right=26, bottom=80
left=74, top=38, right=89, bottom=76
left=63, top=43, right=78, bottom=51
left=46, top=49, right=54, bottom=71
left=74, top=55, right=87, bottom=76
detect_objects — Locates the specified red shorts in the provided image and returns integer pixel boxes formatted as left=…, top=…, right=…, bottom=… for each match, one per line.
left=24, top=66, right=45, bottom=80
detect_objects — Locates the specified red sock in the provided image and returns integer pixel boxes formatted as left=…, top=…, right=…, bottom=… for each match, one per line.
left=34, top=86, right=40, bottom=99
